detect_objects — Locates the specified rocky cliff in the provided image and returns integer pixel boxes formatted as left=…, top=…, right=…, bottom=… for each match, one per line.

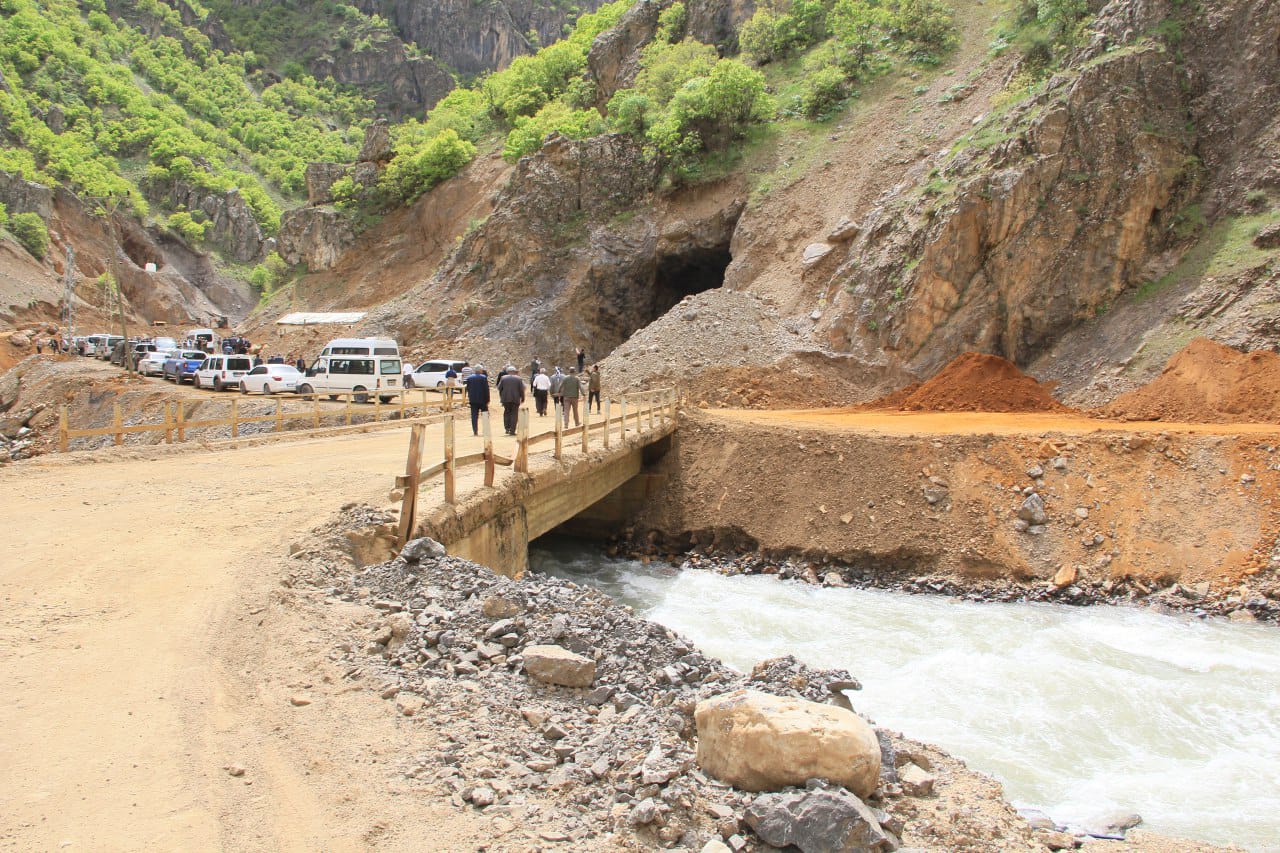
left=259, top=0, right=1279, bottom=397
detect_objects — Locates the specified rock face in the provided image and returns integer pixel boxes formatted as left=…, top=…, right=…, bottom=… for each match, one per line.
left=744, top=788, right=894, bottom=853
left=311, top=42, right=453, bottom=118
left=305, top=163, right=349, bottom=206
left=0, top=169, right=54, bottom=219
left=153, top=178, right=264, bottom=262
left=523, top=644, right=596, bottom=687
left=277, top=208, right=356, bottom=271
left=694, top=689, right=881, bottom=796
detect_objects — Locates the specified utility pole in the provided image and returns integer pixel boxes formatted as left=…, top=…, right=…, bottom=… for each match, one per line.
left=60, top=244, right=76, bottom=349
left=93, top=195, right=134, bottom=377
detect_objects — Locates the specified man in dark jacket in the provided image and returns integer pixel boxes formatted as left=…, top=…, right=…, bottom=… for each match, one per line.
left=497, top=371, right=525, bottom=435
left=465, top=365, right=490, bottom=436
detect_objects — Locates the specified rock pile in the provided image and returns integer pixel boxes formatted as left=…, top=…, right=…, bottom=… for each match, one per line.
left=869, top=352, right=1072, bottom=413
left=289, top=512, right=1048, bottom=851
left=1103, top=337, right=1280, bottom=424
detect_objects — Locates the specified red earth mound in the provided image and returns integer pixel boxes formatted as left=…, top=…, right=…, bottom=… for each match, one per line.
left=1104, top=338, right=1280, bottom=423
left=869, top=352, right=1071, bottom=413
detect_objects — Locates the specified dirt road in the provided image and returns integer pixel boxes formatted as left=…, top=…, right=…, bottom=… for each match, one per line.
left=0, top=417, right=560, bottom=851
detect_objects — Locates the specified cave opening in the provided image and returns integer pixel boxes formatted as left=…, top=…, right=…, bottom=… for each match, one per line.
left=647, top=243, right=731, bottom=325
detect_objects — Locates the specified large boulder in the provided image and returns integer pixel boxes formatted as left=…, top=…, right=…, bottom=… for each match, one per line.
left=695, top=690, right=881, bottom=796
left=744, top=788, right=893, bottom=853
left=523, top=644, right=596, bottom=688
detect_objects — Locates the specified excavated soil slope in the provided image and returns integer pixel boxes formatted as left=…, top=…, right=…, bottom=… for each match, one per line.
left=1104, top=338, right=1280, bottom=423
left=869, top=353, right=1071, bottom=414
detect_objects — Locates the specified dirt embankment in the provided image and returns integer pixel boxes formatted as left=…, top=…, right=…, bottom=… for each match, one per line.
left=1104, top=337, right=1280, bottom=423
left=630, top=410, right=1280, bottom=616
left=867, top=352, right=1072, bottom=414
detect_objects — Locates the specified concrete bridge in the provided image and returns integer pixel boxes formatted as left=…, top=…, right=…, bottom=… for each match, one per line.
left=403, top=391, right=676, bottom=576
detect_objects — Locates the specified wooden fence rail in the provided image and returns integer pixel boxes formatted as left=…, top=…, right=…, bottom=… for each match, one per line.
left=58, top=387, right=459, bottom=452
left=395, top=388, right=677, bottom=545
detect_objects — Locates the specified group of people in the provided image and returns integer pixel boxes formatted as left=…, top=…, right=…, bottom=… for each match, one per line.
left=458, top=349, right=603, bottom=437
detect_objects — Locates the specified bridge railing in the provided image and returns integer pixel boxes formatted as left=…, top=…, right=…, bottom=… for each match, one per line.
left=394, top=388, right=678, bottom=546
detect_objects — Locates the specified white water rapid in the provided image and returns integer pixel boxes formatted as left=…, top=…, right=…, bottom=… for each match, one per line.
left=530, top=540, right=1280, bottom=851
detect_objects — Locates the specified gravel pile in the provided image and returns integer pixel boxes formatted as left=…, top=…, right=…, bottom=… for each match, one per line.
left=598, top=290, right=812, bottom=393
left=289, top=508, right=1047, bottom=851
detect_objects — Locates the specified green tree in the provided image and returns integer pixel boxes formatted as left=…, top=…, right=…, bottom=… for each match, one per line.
left=7, top=212, right=49, bottom=260
left=379, top=129, right=477, bottom=203
left=829, top=0, right=894, bottom=75
left=503, top=101, right=606, bottom=161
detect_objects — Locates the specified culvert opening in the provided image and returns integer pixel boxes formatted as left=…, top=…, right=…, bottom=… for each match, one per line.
left=647, top=243, right=731, bottom=325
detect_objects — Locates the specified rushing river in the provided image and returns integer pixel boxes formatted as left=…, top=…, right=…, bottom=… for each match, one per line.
left=530, top=539, right=1280, bottom=851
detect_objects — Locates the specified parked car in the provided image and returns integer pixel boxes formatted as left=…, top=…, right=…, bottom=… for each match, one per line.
left=406, top=359, right=469, bottom=389
left=193, top=354, right=253, bottom=391
left=137, top=350, right=173, bottom=376
left=297, top=337, right=402, bottom=403
left=98, top=335, right=124, bottom=360
left=239, top=364, right=301, bottom=395
left=163, top=350, right=208, bottom=383
left=127, top=341, right=161, bottom=370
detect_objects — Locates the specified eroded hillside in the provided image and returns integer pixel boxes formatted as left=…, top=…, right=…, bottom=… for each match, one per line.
left=255, top=0, right=1279, bottom=400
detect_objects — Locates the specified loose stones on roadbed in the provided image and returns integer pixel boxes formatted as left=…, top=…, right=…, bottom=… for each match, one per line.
left=293, top=520, right=1143, bottom=850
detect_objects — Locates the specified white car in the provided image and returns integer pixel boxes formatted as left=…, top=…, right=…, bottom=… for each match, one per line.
left=137, top=350, right=173, bottom=376
left=239, top=364, right=301, bottom=395
left=193, top=354, right=253, bottom=391
left=407, top=359, right=469, bottom=389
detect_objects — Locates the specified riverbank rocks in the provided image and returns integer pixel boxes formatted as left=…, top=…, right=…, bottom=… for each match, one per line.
left=523, top=644, right=596, bottom=688
left=744, top=787, right=894, bottom=852
left=400, top=537, right=446, bottom=563
left=694, top=689, right=881, bottom=796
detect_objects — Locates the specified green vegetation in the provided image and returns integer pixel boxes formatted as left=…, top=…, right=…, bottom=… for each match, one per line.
left=0, top=0, right=371, bottom=232
left=1134, top=211, right=1280, bottom=302
left=202, top=0, right=399, bottom=75
left=248, top=251, right=289, bottom=297
left=0, top=202, right=7, bottom=231
left=7, top=211, right=48, bottom=259
left=166, top=211, right=208, bottom=243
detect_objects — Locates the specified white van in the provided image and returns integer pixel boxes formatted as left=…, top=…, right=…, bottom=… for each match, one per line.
left=194, top=354, right=254, bottom=391
left=298, top=338, right=402, bottom=403
left=83, top=333, right=112, bottom=357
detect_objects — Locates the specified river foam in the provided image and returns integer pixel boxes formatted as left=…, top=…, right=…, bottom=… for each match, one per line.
left=532, top=540, right=1280, bottom=851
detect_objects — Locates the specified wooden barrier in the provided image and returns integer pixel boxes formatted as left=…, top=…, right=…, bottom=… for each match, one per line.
left=57, top=387, right=453, bottom=452
left=394, top=389, right=676, bottom=535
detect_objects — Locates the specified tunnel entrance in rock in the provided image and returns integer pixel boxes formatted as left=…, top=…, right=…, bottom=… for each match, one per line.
left=646, top=243, right=730, bottom=325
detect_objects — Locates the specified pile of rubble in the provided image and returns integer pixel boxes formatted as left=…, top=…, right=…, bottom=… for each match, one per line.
left=290, top=510, right=1055, bottom=852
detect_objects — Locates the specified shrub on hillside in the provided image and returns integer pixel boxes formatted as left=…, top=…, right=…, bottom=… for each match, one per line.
left=740, top=0, right=829, bottom=64
left=646, top=58, right=773, bottom=167
left=7, top=212, right=48, bottom=260
left=885, top=0, right=958, bottom=59
left=378, top=129, right=476, bottom=203
left=166, top=210, right=208, bottom=243
left=503, top=102, right=607, bottom=161
left=801, top=65, right=852, bottom=117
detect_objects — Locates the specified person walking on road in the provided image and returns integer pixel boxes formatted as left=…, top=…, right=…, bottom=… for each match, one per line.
left=532, top=368, right=551, bottom=416
left=465, top=364, right=490, bottom=436
left=529, top=356, right=541, bottom=382
left=588, top=365, right=601, bottom=414
left=497, top=370, right=525, bottom=435
left=549, top=367, right=565, bottom=412
left=560, top=367, right=582, bottom=427
left=575, top=346, right=586, bottom=374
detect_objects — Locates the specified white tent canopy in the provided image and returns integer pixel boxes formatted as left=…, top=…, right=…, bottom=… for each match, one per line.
left=276, top=311, right=366, bottom=326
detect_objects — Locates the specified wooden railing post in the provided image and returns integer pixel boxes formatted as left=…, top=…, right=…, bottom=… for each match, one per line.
left=163, top=402, right=173, bottom=444
left=312, top=393, right=320, bottom=429
left=648, top=392, right=655, bottom=430
left=275, top=397, right=283, bottom=432
left=553, top=400, right=563, bottom=459
left=602, top=398, right=611, bottom=450
left=230, top=396, right=239, bottom=438
left=634, top=395, right=642, bottom=434
left=374, top=392, right=382, bottom=423
left=515, top=408, right=529, bottom=473
left=344, top=392, right=353, bottom=426
left=396, top=423, right=426, bottom=547
left=443, top=416, right=456, bottom=504
left=113, top=402, right=123, bottom=446
left=399, top=390, right=406, bottom=421
left=582, top=401, right=591, bottom=453
left=619, top=397, right=627, bottom=438
left=177, top=402, right=186, bottom=442
left=482, top=409, right=495, bottom=487
left=58, top=405, right=69, bottom=452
